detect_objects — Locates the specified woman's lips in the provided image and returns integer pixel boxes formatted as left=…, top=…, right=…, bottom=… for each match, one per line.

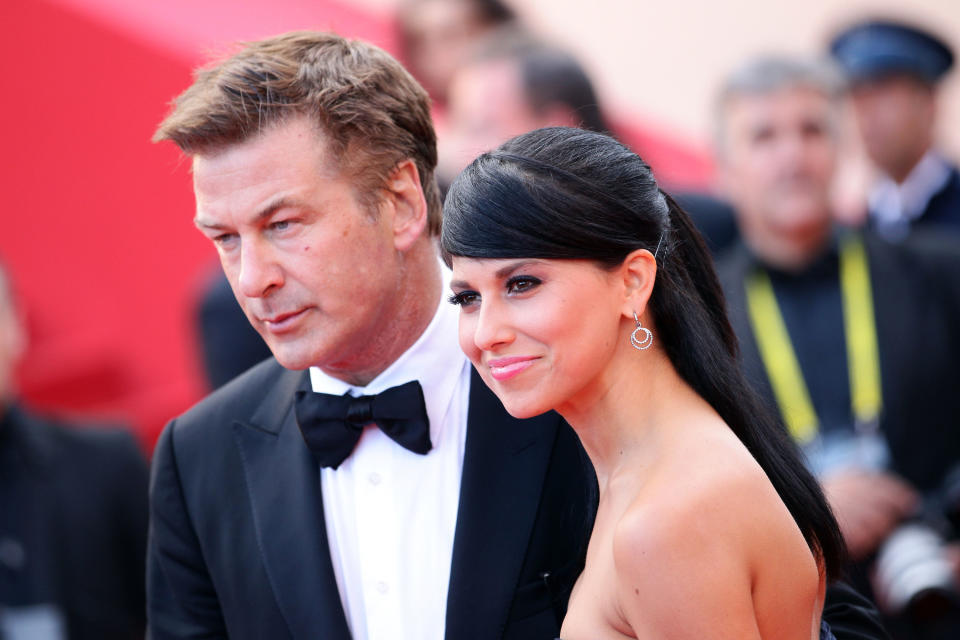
left=487, top=356, right=538, bottom=382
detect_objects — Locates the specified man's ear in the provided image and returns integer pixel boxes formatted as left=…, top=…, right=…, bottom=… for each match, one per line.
left=619, top=248, right=657, bottom=320
left=384, top=159, right=429, bottom=251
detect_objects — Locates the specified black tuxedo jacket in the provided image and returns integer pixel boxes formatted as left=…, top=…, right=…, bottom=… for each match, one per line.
left=0, top=405, right=148, bottom=640
left=148, top=359, right=593, bottom=639
left=718, top=231, right=960, bottom=492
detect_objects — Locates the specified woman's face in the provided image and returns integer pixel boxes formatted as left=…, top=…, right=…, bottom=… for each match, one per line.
left=450, top=257, right=626, bottom=418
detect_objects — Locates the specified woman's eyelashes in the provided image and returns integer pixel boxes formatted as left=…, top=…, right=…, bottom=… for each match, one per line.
left=448, top=290, right=479, bottom=307
left=505, top=275, right=542, bottom=295
left=449, top=275, right=543, bottom=308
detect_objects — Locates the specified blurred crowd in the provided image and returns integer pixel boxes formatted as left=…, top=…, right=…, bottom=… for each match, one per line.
left=2, top=1, right=959, bottom=638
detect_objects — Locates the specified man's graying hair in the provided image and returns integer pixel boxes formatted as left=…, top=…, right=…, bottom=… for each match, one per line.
left=714, top=55, right=847, bottom=153
left=153, top=31, right=443, bottom=235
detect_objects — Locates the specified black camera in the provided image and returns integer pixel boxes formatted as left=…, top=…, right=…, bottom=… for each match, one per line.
left=871, top=465, right=960, bottom=618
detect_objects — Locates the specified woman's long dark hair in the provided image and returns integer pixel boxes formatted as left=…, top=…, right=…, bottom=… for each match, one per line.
left=441, top=126, right=846, bottom=579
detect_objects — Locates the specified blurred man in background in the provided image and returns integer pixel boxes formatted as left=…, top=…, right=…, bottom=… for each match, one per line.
left=441, top=34, right=609, bottom=185
left=830, top=19, right=959, bottom=240
left=714, top=54, right=960, bottom=639
left=397, top=0, right=516, bottom=108
left=0, top=263, right=148, bottom=640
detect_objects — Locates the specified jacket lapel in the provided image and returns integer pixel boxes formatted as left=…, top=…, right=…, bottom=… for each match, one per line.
left=445, top=369, right=562, bottom=638
left=232, top=369, right=351, bottom=640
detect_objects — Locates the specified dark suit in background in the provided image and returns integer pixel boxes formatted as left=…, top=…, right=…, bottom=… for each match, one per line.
left=0, top=405, right=148, bottom=640
left=718, top=231, right=960, bottom=494
left=196, top=268, right=271, bottom=390
left=718, top=230, right=960, bottom=638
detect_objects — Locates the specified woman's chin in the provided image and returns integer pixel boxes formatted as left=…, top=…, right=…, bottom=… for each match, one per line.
left=497, top=396, right=551, bottom=420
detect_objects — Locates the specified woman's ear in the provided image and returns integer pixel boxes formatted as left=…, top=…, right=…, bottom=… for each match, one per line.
left=619, top=248, right=657, bottom=320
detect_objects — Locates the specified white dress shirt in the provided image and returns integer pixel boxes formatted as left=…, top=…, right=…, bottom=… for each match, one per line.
left=308, top=272, right=471, bottom=640
left=869, top=151, right=952, bottom=241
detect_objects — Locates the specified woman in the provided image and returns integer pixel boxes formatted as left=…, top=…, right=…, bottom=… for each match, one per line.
left=441, top=127, right=845, bottom=639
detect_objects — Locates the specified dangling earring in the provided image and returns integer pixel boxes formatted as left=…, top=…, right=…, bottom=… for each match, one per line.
left=630, top=311, right=653, bottom=350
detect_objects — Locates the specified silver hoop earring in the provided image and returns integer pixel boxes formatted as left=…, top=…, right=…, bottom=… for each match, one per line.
left=630, top=311, right=653, bottom=351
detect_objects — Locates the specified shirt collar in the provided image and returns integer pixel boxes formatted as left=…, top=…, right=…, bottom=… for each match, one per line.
left=309, top=265, right=469, bottom=447
left=870, top=150, right=952, bottom=224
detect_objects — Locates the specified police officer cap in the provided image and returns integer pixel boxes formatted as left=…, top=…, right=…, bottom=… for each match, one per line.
left=830, top=19, right=954, bottom=84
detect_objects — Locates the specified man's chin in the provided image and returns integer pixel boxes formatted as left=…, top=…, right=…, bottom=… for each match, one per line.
left=264, top=343, right=318, bottom=371
left=772, top=204, right=831, bottom=232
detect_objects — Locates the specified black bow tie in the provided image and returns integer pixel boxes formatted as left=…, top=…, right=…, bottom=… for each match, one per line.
left=294, top=380, right=432, bottom=469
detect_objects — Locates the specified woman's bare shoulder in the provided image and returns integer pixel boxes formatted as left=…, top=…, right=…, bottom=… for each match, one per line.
left=627, top=422, right=786, bottom=533
left=608, top=424, right=818, bottom=638
left=609, top=462, right=763, bottom=639
left=612, top=440, right=772, bottom=570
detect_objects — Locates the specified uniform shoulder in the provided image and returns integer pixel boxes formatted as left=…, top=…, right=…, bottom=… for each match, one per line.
left=12, top=406, right=140, bottom=461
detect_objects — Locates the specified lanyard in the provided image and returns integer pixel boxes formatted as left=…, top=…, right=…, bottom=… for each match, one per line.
left=744, top=235, right=882, bottom=444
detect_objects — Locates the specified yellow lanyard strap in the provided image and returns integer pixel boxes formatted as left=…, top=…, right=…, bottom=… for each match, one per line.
left=744, top=235, right=882, bottom=444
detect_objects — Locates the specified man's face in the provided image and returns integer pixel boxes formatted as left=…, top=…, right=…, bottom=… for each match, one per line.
left=401, top=0, right=489, bottom=102
left=719, top=86, right=837, bottom=242
left=850, top=74, right=935, bottom=180
left=445, top=59, right=550, bottom=177
left=192, top=117, right=407, bottom=375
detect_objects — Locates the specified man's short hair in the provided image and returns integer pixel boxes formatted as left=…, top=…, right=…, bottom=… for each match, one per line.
left=714, top=55, right=846, bottom=153
left=154, top=31, right=442, bottom=234
left=470, top=29, right=610, bottom=134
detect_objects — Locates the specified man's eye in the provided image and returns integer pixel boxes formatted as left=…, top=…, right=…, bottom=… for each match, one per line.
left=448, top=291, right=480, bottom=307
left=506, top=276, right=541, bottom=294
left=213, top=233, right=238, bottom=247
left=271, top=220, right=292, bottom=231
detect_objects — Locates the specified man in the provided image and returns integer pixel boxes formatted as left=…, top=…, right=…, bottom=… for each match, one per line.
left=714, top=55, right=960, bottom=638
left=397, top=0, right=516, bottom=107
left=442, top=35, right=609, bottom=183
left=830, top=19, right=959, bottom=240
left=150, top=31, right=889, bottom=640
left=0, top=263, right=148, bottom=639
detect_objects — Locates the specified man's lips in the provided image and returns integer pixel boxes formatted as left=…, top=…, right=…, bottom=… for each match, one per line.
left=486, top=356, right=539, bottom=382
left=259, top=308, right=309, bottom=333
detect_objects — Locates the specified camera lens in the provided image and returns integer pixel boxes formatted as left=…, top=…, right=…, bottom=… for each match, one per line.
left=872, top=522, right=959, bottom=615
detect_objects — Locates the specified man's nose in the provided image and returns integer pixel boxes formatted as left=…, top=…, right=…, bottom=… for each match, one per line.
left=236, top=239, right=283, bottom=298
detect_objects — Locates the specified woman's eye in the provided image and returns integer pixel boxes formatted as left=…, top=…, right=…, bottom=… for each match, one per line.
left=448, top=291, right=480, bottom=307
left=506, top=276, right=541, bottom=294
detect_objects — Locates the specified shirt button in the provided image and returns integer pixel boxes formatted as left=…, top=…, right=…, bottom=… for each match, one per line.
left=368, top=472, right=382, bottom=485
left=376, top=581, right=389, bottom=594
